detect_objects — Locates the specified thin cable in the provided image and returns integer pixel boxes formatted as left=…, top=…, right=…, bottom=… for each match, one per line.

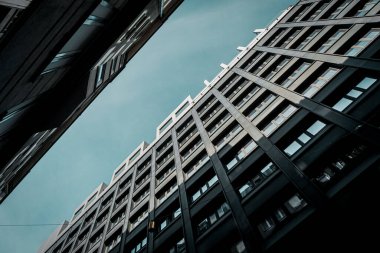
left=0, top=223, right=64, bottom=227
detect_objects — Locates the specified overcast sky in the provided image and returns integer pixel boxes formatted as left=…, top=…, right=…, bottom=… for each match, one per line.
left=0, top=1, right=295, bottom=252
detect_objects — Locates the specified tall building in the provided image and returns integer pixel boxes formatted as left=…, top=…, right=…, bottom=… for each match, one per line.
left=39, top=1, right=380, bottom=253
left=0, top=0, right=183, bottom=203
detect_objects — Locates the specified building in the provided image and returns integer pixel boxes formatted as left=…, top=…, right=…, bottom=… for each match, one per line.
left=0, top=0, right=183, bottom=203
left=39, top=1, right=380, bottom=253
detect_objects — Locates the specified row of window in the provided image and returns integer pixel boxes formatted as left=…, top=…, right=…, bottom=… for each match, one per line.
left=287, top=0, right=380, bottom=23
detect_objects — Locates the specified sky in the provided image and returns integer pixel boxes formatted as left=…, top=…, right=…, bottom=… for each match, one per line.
left=0, top=0, right=295, bottom=252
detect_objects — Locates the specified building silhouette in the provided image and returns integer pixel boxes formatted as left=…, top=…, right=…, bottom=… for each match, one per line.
left=39, top=1, right=380, bottom=253
left=0, top=0, right=183, bottom=204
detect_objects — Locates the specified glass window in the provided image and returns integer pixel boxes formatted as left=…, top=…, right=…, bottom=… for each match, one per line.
left=345, top=28, right=380, bottom=56
left=295, top=28, right=322, bottom=50
left=262, top=105, right=298, bottom=136
left=327, top=0, right=351, bottom=19
left=208, top=175, right=218, bottom=186
left=173, top=208, right=181, bottom=219
left=332, top=77, right=377, bottom=111
left=302, top=68, right=339, bottom=98
left=264, top=57, right=291, bottom=80
left=239, top=182, right=254, bottom=198
left=354, top=0, right=380, bottom=17
left=285, top=194, right=307, bottom=213
left=356, top=77, right=377, bottom=89
left=317, top=29, right=347, bottom=53
left=307, top=121, right=326, bottom=135
left=284, top=141, right=302, bottom=156
left=281, top=62, right=311, bottom=88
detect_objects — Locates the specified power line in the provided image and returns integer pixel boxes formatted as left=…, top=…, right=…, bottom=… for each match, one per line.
left=0, top=223, right=64, bottom=227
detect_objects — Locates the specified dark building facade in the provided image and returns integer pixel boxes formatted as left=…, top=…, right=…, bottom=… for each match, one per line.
left=40, top=1, right=380, bottom=253
left=0, top=0, right=183, bottom=203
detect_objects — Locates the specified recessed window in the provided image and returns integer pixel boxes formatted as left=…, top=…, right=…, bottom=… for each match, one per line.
left=316, top=28, right=348, bottom=53
left=332, top=77, right=377, bottom=111
left=324, top=0, right=351, bottom=19
left=353, top=0, right=380, bottom=17
left=344, top=28, right=380, bottom=56
left=281, top=62, right=311, bottom=88
left=283, top=120, right=327, bottom=156
left=300, top=67, right=340, bottom=98
left=293, top=28, right=322, bottom=50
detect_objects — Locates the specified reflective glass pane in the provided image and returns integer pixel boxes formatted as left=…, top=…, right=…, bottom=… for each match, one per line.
left=332, top=97, right=352, bottom=112
left=307, top=121, right=326, bottom=135
left=284, top=141, right=302, bottom=156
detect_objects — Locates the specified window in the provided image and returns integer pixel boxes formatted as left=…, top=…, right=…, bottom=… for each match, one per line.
left=133, top=187, right=150, bottom=207
left=201, top=102, right=223, bottom=124
left=294, top=28, right=322, bottom=50
left=115, top=191, right=128, bottom=209
left=316, top=28, right=347, bottom=53
left=137, top=159, right=151, bottom=175
left=344, top=28, right=380, bottom=56
left=234, top=85, right=260, bottom=109
left=130, top=206, right=148, bottom=230
left=88, top=231, right=103, bottom=249
left=276, top=29, right=301, bottom=48
left=257, top=193, right=308, bottom=238
left=301, top=67, right=340, bottom=98
left=213, top=122, right=242, bottom=150
left=157, top=149, right=173, bottom=168
left=105, top=232, right=122, bottom=253
left=284, top=120, right=327, bottom=156
left=281, top=62, right=311, bottom=88
left=312, top=140, right=368, bottom=187
left=245, top=93, right=277, bottom=120
left=263, top=29, right=285, bottom=47
left=238, top=162, right=278, bottom=198
left=95, top=211, right=108, bottom=228
left=226, top=79, right=249, bottom=101
left=207, top=111, right=231, bottom=135
left=225, top=138, right=257, bottom=171
left=130, top=237, right=147, bottom=253
left=157, top=206, right=181, bottom=233
left=157, top=138, right=172, bottom=156
left=181, top=137, right=203, bottom=161
left=325, top=0, right=351, bottom=19
left=197, top=202, right=230, bottom=236
left=218, top=75, right=239, bottom=94
left=288, top=4, right=311, bottom=22
left=96, top=64, right=105, bottom=84
left=241, top=52, right=262, bottom=71
left=178, top=125, right=197, bottom=147
left=135, top=172, right=150, bottom=189
left=101, top=195, right=112, bottom=210
left=76, top=229, right=89, bottom=246
left=304, top=1, right=331, bottom=21
left=156, top=179, right=178, bottom=205
left=263, top=57, right=291, bottom=80
left=353, top=0, right=380, bottom=17
left=250, top=54, right=275, bottom=76
left=332, top=77, right=377, bottom=111
left=261, top=104, right=298, bottom=137
left=109, top=209, right=126, bottom=230
left=183, top=151, right=210, bottom=178
left=168, top=238, right=186, bottom=253
left=190, top=174, right=218, bottom=203
left=176, top=117, right=194, bottom=136
left=156, top=162, right=175, bottom=185
left=119, top=177, right=131, bottom=192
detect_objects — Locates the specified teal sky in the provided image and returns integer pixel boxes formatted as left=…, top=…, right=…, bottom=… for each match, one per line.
left=0, top=1, right=295, bottom=252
